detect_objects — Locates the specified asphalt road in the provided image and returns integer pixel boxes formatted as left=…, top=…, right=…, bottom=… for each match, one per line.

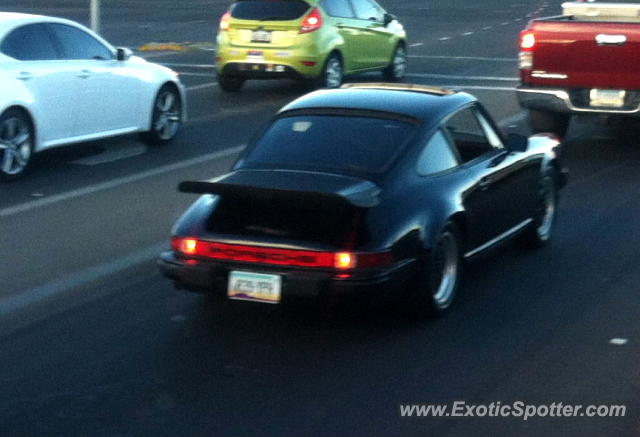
left=1, top=1, right=639, bottom=436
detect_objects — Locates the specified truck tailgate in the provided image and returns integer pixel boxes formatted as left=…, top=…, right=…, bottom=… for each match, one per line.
left=526, top=20, right=640, bottom=89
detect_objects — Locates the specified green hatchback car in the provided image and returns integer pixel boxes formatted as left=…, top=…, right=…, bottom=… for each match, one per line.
left=215, top=0, right=407, bottom=91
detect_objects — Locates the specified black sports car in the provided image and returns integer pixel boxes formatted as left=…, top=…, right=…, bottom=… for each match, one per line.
left=158, top=83, right=566, bottom=316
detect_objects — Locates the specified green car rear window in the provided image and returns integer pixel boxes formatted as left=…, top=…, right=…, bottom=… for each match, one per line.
left=230, top=0, right=311, bottom=21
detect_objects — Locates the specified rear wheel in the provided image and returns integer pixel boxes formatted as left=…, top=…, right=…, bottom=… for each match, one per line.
left=528, top=109, right=570, bottom=138
left=382, top=44, right=407, bottom=81
left=0, top=109, right=34, bottom=181
left=520, top=174, right=557, bottom=248
left=409, top=223, right=462, bottom=317
left=315, top=53, right=343, bottom=89
left=218, top=74, right=245, bottom=92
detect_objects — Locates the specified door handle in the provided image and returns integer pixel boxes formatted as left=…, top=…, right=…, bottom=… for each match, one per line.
left=478, top=177, right=491, bottom=190
left=77, top=69, right=91, bottom=79
left=17, top=71, right=32, bottom=81
left=595, top=34, right=627, bottom=46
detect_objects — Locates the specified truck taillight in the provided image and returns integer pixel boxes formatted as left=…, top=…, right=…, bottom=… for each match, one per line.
left=219, top=11, right=231, bottom=31
left=520, top=31, right=536, bottom=50
left=300, top=8, right=323, bottom=34
left=519, top=31, right=535, bottom=69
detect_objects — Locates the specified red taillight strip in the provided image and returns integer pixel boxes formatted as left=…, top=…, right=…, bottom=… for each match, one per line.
left=172, top=237, right=392, bottom=270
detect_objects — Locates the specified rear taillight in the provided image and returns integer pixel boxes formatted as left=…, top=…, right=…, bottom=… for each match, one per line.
left=219, top=11, right=231, bottom=31
left=172, top=237, right=392, bottom=270
left=519, top=30, right=535, bottom=69
left=520, top=31, right=536, bottom=50
left=300, top=8, right=323, bottom=34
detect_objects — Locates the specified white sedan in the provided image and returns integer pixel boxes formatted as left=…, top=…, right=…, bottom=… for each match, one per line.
left=0, top=12, right=186, bottom=181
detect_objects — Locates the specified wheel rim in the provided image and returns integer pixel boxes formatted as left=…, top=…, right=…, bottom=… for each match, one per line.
left=0, top=116, right=32, bottom=176
left=324, top=57, right=342, bottom=88
left=393, top=47, right=407, bottom=79
left=430, top=231, right=459, bottom=306
left=537, top=178, right=555, bottom=240
left=153, top=91, right=181, bottom=140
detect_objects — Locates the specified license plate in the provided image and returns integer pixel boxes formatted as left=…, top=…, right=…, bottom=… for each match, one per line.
left=246, top=50, right=264, bottom=61
left=228, top=271, right=281, bottom=304
left=589, top=89, right=626, bottom=108
left=251, top=30, right=272, bottom=43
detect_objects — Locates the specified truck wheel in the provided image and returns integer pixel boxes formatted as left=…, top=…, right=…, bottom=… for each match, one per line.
left=528, top=109, right=570, bottom=138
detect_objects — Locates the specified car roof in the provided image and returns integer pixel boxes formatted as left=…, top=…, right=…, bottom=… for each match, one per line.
left=278, top=84, right=476, bottom=123
left=0, top=12, right=86, bottom=34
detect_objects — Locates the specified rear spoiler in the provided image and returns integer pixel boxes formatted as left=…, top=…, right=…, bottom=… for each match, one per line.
left=178, top=180, right=380, bottom=208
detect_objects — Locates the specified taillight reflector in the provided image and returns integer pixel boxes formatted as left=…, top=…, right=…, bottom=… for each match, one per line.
left=300, top=8, right=323, bottom=34
left=172, top=238, right=392, bottom=270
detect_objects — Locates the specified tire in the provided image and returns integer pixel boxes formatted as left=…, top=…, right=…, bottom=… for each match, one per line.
left=382, top=44, right=407, bottom=81
left=520, top=174, right=557, bottom=248
left=409, top=223, right=463, bottom=317
left=528, top=109, right=570, bottom=138
left=315, top=53, right=343, bottom=89
left=141, top=84, right=182, bottom=145
left=217, top=74, right=245, bottom=92
left=0, top=108, right=34, bottom=182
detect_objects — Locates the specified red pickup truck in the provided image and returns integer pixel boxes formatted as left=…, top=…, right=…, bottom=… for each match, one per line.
left=517, top=1, right=640, bottom=136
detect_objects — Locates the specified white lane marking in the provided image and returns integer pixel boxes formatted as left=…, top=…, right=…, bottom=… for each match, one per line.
left=71, top=144, right=147, bottom=166
left=0, top=145, right=245, bottom=218
left=408, top=55, right=516, bottom=62
left=406, top=73, right=518, bottom=81
left=409, top=42, right=424, bottom=47
left=161, top=63, right=216, bottom=68
left=500, top=22, right=510, bottom=25
left=186, top=82, right=218, bottom=92
left=0, top=242, right=167, bottom=316
left=439, top=36, right=452, bottom=41
left=461, top=32, right=474, bottom=36
left=610, top=338, right=629, bottom=346
left=514, top=18, right=523, bottom=21
left=482, top=26, right=493, bottom=30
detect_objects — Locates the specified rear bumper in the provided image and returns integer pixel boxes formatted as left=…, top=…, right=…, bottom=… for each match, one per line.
left=219, top=62, right=308, bottom=80
left=517, top=85, right=640, bottom=116
left=157, top=250, right=417, bottom=305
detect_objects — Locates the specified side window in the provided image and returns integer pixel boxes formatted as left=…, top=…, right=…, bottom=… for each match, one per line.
left=350, top=0, right=384, bottom=21
left=0, top=24, right=59, bottom=61
left=417, top=130, right=459, bottom=176
left=322, top=0, right=356, bottom=17
left=444, top=106, right=498, bottom=163
left=48, top=24, right=113, bottom=60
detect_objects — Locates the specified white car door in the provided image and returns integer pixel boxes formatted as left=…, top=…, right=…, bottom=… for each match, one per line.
left=46, top=23, right=143, bottom=135
left=0, top=23, right=80, bottom=146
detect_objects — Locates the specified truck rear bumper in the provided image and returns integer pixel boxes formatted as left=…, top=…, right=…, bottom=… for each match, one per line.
left=517, top=86, right=640, bottom=116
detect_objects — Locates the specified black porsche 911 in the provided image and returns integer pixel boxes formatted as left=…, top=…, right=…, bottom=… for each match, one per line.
left=158, top=83, right=566, bottom=316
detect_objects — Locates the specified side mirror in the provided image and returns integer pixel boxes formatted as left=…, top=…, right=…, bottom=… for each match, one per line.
left=506, top=133, right=528, bottom=152
left=116, top=47, right=133, bottom=61
left=383, top=13, right=396, bottom=26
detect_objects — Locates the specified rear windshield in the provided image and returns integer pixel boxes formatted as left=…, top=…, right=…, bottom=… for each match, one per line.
left=242, top=114, right=418, bottom=176
left=230, top=0, right=310, bottom=20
